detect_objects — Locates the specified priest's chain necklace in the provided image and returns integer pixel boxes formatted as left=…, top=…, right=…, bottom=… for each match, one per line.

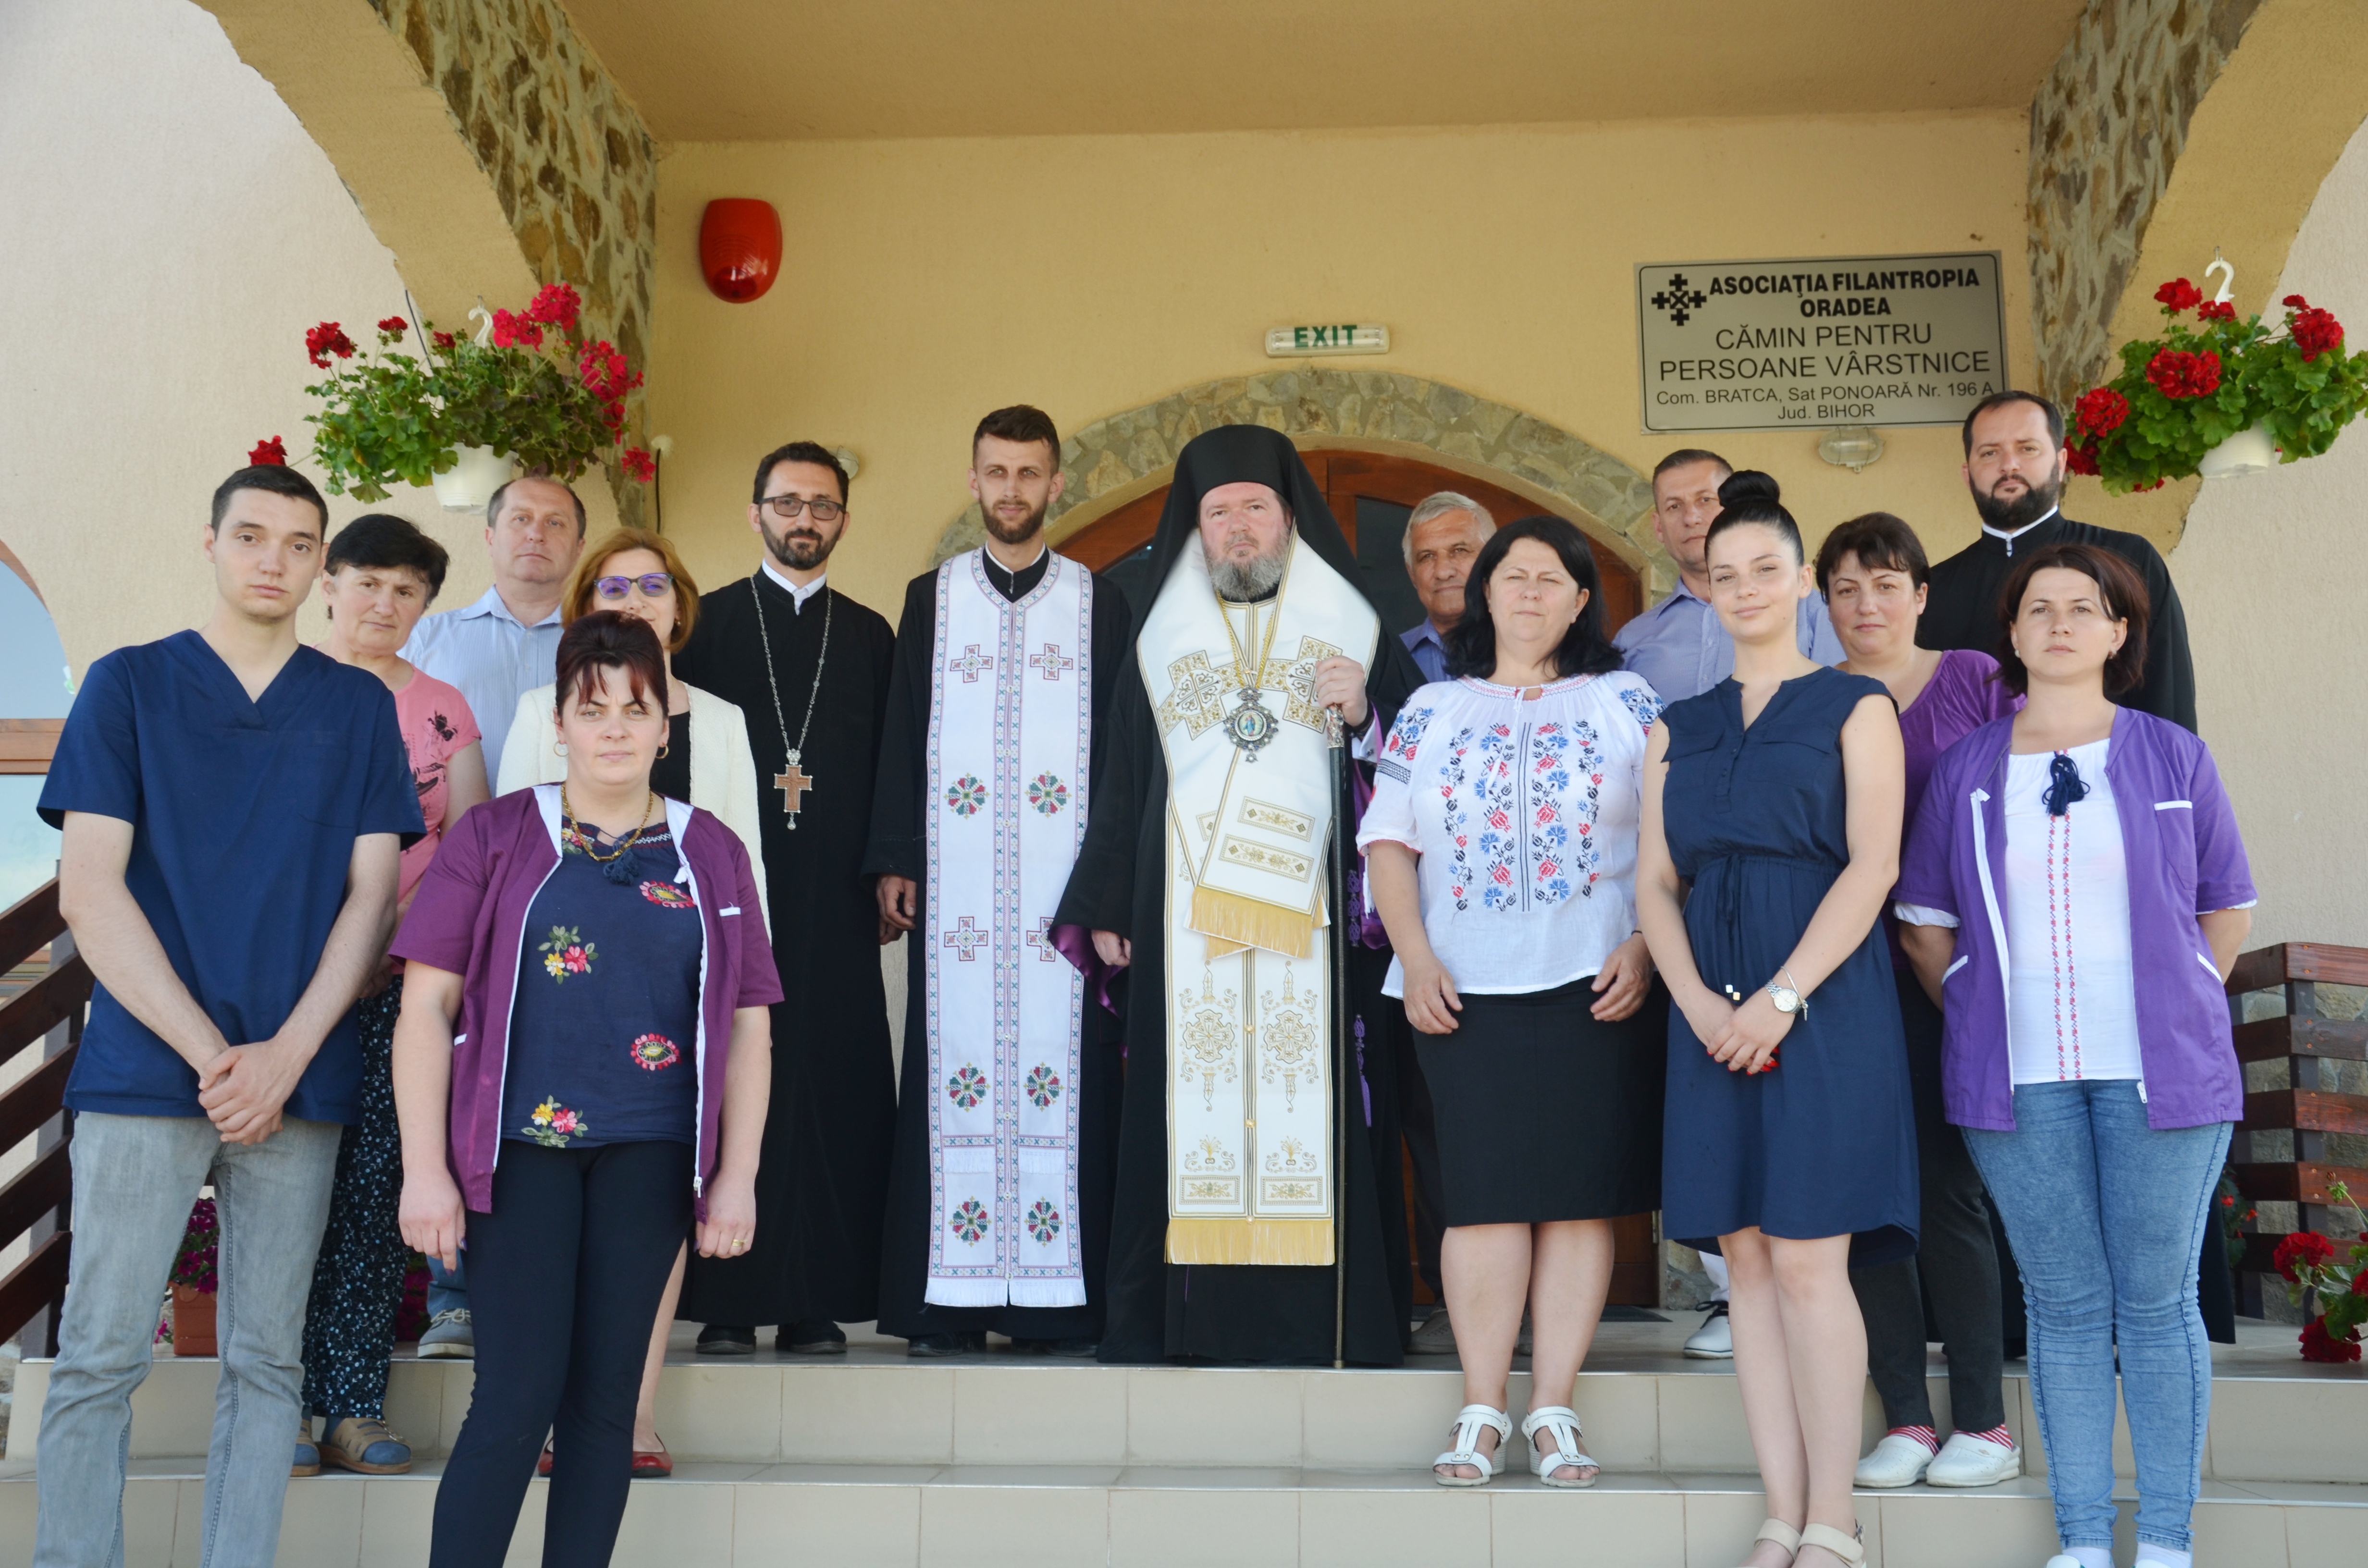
left=750, top=575, right=832, bottom=827
left=1215, top=587, right=1285, bottom=762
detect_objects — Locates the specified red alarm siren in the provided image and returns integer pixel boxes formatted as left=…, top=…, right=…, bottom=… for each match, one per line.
left=700, top=199, right=781, bottom=303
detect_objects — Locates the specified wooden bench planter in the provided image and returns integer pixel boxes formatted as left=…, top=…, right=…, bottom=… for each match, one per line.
left=2225, top=943, right=2368, bottom=1319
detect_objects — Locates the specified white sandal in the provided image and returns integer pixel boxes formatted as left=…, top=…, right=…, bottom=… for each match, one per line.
left=1519, top=1404, right=1599, bottom=1487
left=1737, top=1519, right=1800, bottom=1567
left=1431, top=1403, right=1511, bottom=1486
left=1797, top=1523, right=1865, bottom=1565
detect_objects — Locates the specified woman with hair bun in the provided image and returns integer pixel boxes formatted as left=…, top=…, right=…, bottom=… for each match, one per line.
left=1637, top=473, right=1913, bottom=1568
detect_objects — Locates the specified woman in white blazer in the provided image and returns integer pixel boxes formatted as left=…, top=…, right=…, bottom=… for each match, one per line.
left=494, top=527, right=767, bottom=1479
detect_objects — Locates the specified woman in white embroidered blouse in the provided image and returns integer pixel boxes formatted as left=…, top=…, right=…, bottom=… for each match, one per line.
left=1361, top=515, right=1664, bottom=1491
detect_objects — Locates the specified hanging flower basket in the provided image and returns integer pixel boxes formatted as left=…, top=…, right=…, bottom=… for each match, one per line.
left=2069, top=277, right=2368, bottom=494
left=298, top=285, right=653, bottom=503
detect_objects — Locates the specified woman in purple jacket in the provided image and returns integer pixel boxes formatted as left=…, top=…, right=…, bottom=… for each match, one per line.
left=391, top=613, right=780, bottom=1568
left=1895, top=544, right=2254, bottom=1568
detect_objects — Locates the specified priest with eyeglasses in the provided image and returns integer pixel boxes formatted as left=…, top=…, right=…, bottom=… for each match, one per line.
left=1053, top=425, right=1422, bottom=1365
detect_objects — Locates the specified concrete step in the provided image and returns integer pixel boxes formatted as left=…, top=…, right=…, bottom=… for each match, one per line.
left=0, top=1458, right=2357, bottom=1568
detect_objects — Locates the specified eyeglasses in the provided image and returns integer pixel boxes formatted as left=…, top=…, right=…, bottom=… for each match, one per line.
left=594, top=572, right=672, bottom=600
left=760, top=494, right=846, bottom=523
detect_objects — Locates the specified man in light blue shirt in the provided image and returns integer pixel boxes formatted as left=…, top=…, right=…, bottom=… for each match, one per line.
left=1613, top=448, right=1844, bottom=705
left=1398, top=491, right=1495, bottom=685
left=401, top=475, right=588, bottom=791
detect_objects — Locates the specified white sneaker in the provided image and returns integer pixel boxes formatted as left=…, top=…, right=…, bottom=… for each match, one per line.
left=1682, top=1300, right=1732, bottom=1358
left=1853, top=1430, right=1936, bottom=1488
left=1925, top=1430, right=2020, bottom=1487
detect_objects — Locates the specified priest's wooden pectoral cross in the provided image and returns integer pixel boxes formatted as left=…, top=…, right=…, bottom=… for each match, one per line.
left=774, top=760, right=814, bottom=826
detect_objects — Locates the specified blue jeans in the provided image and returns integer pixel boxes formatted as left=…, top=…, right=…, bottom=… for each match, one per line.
left=36, top=1111, right=341, bottom=1568
left=427, top=1252, right=467, bottom=1316
left=1962, top=1080, right=2230, bottom=1557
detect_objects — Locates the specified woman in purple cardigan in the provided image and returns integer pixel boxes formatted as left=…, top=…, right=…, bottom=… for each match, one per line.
left=391, top=613, right=779, bottom=1568
left=1895, top=544, right=2255, bottom=1568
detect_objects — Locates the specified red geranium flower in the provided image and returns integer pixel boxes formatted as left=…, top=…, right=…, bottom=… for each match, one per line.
left=2275, top=1231, right=2337, bottom=1282
left=304, top=321, right=357, bottom=368
left=2292, top=305, right=2344, bottom=362
left=2066, top=442, right=2100, bottom=477
left=2300, top=1314, right=2361, bottom=1363
left=577, top=340, right=641, bottom=403
left=247, top=436, right=287, bottom=466
left=2197, top=300, right=2235, bottom=322
left=2146, top=348, right=2221, bottom=400
left=2154, top=278, right=2203, bottom=314
left=2074, top=387, right=2130, bottom=438
left=621, top=446, right=657, bottom=482
left=525, top=282, right=580, bottom=331
left=2284, top=294, right=2309, bottom=308
left=490, top=309, right=543, bottom=350
left=432, top=330, right=456, bottom=350
left=376, top=315, right=408, bottom=335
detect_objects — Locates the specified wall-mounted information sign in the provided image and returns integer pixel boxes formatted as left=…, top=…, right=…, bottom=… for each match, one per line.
left=1636, top=252, right=2007, bottom=433
left=1265, top=323, right=1390, bottom=357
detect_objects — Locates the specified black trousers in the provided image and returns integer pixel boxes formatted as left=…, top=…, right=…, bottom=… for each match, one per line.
left=1849, top=970, right=2007, bottom=1434
left=302, top=980, right=407, bottom=1421
left=429, top=1140, right=691, bottom=1568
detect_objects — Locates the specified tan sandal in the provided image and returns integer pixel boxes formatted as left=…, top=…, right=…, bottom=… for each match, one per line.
left=1737, top=1519, right=1799, bottom=1566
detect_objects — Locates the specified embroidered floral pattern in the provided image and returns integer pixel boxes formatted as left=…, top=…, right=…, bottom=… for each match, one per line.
left=629, top=1033, right=680, bottom=1071
left=1025, top=772, right=1069, bottom=815
left=1024, top=1063, right=1062, bottom=1108
left=945, top=775, right=987, bottom=816
left=1384, top=704, right=1437, bottom=763
left=1469, top=723, right=1521, bottom=910
left=1527, top=723, right=1576, bottom=906
left=1026, top=1200, right=1062, bottom=1244
left=522, top=1097, right=587, bottom=1147
left=1617, top=684, right=1664, bottom=733
left=949, top=1198, right=991, bottom=1244
left=945, top=1063, right=989, bottom=1110
left=639, top=880, right=696, bottom=910
left=1432, top=714, right=1612, bottom=911
left=539, top=926, right=596, bottom=981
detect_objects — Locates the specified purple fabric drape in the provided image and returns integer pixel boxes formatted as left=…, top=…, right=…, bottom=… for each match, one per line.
left=1051, top=921, right=1122, bottom=1019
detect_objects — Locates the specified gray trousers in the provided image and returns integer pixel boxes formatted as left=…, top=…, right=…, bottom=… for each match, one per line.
left=35, top=1110, right=341, bottom=1568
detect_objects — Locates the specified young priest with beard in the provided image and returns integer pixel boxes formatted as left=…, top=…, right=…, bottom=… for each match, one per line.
left=865, top=405, right=1134, bottom=1356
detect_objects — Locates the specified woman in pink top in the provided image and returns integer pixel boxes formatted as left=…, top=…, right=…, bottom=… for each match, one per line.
left=298, top=514, right=490, bottom=1477
left=1817, top=512, right=2022, bottom=1493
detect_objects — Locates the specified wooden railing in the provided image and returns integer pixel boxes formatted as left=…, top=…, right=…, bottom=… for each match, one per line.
left=0, top=878, right=86, bottom=1353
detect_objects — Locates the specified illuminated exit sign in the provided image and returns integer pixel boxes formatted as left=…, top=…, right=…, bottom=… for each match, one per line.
left=1265, top=323, right=1390, bottom=357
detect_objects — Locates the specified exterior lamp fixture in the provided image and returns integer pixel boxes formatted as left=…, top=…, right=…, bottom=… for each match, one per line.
left=1817, top=426, right=1885, bottom=473
left=700, top=199, right=782, bottom=303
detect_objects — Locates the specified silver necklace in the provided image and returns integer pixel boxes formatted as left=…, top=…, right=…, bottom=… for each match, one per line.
left=751, top=575, right=831, bottom=828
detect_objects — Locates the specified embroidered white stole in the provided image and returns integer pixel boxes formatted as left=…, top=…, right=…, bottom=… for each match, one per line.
left=1139, top=537, right=1378, bottom=1266
left=923, top=551, right=1093, bottom=1307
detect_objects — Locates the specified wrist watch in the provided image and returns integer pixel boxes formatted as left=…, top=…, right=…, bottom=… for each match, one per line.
left=1766, top=970, right=1807, bottom=1017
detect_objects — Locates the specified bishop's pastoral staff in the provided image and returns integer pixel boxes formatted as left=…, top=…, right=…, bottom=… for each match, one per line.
left=1053, top=425, right=1425, bottom=1366
left=865, top=405, right=1134, bottom=1357
left=671, top=441, right=899, bottom=1356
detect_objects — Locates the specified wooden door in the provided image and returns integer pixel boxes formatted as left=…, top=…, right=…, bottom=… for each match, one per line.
left=1059, top=445, right=1661, bottom=1308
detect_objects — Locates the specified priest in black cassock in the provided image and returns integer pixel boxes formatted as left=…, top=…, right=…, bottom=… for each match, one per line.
left=865, top=406, right=1134, bottom=1357
left=673, top=441, right=899, bottom=1355
left=1921, top=391, right=2198, bottom=730
left=1053, top=424, right=1422, bottom=1367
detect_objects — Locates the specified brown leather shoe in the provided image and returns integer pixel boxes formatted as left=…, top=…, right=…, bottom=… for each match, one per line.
left=318, top=1416, right=413, bottom=1475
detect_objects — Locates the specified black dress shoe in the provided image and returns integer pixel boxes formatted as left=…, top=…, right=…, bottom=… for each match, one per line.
left=778, top=1318, right=847, bottom=1355
left=1010, top=1335, right=1099, bottom=1358
left=696, top=1324, right=757, bottom=1356
left=906, top=1331, right=986, bottom=1358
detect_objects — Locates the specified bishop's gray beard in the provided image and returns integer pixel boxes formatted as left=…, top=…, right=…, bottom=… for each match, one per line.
left=1207, top=547, right=1286, bottom=602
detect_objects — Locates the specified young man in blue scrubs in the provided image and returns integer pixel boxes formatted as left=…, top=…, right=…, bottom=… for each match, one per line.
left=35, top=464, right=423, bottom=1568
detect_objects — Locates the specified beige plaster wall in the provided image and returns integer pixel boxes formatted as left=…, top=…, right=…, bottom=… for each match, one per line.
left=647, top=114, right=2035, bottom=619
left=0, top=0, right=617, bottom=679
left=2170, top=112, right=2368, bottom=949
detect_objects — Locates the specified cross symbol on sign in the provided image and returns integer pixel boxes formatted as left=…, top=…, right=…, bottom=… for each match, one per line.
left=1024, top=916, right=1059, bottom=962
left=1650, top=273, right=1708, bottom=327
left=942, top=916, right=989, bottom=961
left=948, top=644, right=994, bottom=683
left=1027, top=642, right=1074, bottom=682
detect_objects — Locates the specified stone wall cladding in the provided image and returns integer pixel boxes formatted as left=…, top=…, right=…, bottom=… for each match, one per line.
left=2028, top=0, right=2261, bottom=403
left=931, top=368, right=1669, bottom=588
left=370, top=0, right=657, bottom=519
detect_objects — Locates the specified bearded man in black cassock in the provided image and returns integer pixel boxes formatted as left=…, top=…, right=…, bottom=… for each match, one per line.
left=864, top=405, right=1135, bottom=1357
left=1054, top=424, right=1421, bottom=1366
left=673, top=441, right=898, bottom=1355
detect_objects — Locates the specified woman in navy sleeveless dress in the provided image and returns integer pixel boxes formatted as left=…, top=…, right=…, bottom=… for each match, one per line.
left=1636, top=473, right=1912, bottom=1568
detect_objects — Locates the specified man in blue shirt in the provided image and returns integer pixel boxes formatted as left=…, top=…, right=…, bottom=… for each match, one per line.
left=397, top=471, right=586, bottom=1353
left=1398, top=491, right=1497, bottom=685
left=36, top=464, right=421, bottom=1567
left=1612, top=448, right=1845, bottom=706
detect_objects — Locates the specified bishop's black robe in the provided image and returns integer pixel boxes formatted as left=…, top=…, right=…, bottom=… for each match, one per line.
left=1918, top=512, right=2198, bottom=732
left=1052, top=619, right=1420, bottom=1366
left=673, top=570, right=898, bottom=1328
left=863, top=550, right=1135, bottom=1341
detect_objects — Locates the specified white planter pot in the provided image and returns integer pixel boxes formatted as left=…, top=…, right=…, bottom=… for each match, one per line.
left=430, top=445, right=516, bottom=512
left=2198, top=423, right=2277, bottom=480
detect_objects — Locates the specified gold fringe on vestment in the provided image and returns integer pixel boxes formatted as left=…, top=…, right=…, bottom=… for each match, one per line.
left=1188, top=885, right=1317, bottom=960
left=1164, top=1215, right=1335, bottom=1266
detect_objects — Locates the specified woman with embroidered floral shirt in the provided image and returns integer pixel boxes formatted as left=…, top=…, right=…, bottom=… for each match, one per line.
left=392, top=613, right=777, bottom=1568
left=1361, top=515, right=1665, bottom=1491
